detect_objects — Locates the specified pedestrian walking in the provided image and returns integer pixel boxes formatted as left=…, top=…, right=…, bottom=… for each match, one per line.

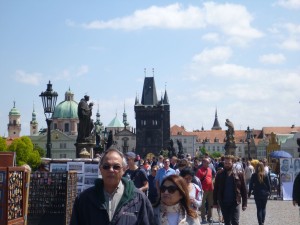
left=293, top=171, right=300, bottom=207
left=180, top=167, right=203, bottom=211
left=196, top=157, right=214, bottom=224
left=244, top=160, right=254, bottom=193
left=70, top=148, right=154, bottom=225
left=213, top=155, right=247, bottom=225
left=155, top=157, right=176, bottom=193
left=248, top=162, right=271, bottom=225
left=123, top=151, right=149, bottom=193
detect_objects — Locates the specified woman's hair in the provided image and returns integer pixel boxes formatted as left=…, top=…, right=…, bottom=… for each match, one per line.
left=179, top=167, right=195, bottom=178
left=256, top=162, right=265, bottom=183
left=159, top=175, right=197, bottom=218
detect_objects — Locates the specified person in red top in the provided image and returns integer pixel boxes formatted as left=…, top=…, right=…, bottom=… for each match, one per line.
left=196, top=157, right=214, bottom=224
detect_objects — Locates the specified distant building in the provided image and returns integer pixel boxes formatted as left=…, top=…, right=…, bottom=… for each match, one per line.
left=105, top=108, right=136, bottom=153
left=134, top=76, right=170, bottom=157
left=30, top=104, right=38, bottom=135
left=29, top=89, right=78, bottom=159
left=7, top=101, right=21, bottom=138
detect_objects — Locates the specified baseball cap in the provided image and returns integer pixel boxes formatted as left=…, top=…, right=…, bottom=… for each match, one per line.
left=125, top=152, right=136, bottom=159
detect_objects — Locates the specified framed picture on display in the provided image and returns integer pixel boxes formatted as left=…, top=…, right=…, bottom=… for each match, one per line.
left=50, top=163, right=68, bottom=172
left=77, top=173, right=84, bottom=185
left=84, top=164, right=99, bottom=175
left=67, top=162, right=84, bottom=173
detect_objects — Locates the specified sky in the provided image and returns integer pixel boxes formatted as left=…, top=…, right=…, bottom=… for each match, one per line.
left=1, top=0, right=300, bottom=137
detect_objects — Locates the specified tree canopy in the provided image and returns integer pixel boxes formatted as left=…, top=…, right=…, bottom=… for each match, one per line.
left=7, top=136, right=41, bottom=170
left=0, top=137, right=7, bottom=151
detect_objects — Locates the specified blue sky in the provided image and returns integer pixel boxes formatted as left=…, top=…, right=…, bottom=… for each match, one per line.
left=1, top=0, right=300, bottom=136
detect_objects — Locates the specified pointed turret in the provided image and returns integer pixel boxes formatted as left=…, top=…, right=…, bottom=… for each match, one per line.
left=123, top=103, right=129, bottom=128
left=163, top=89, right=169, bottom=105
left=30, top=102, right=38, bottom=135
left=211, top=108, right=222, bottom=130
left=135, top=93, right=139, bottom=105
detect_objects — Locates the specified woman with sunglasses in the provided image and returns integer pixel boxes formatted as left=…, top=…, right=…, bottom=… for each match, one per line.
left=153, top=175, right=200, bottom=225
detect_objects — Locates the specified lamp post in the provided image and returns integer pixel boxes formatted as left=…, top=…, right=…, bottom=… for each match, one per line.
left=40, top=81, right=58, bottom=158
left=245, top=126, right=252, bottom=159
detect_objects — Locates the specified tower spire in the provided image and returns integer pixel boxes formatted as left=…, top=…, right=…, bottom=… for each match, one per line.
left=211, top=108, right=222, bottom=130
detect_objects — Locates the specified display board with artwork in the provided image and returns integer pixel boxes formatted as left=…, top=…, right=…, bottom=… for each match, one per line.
left=280, top=158, right=300, bottom=200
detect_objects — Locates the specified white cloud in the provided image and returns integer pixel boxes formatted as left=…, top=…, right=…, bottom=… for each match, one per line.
left=280, top=38, right=300, bottom=50
left=272, top=23, right=300, bottom=50
left=14, top=70, right=43, bottom=85
left=259, top=53, right=286, bottom=64
left=203, top=2, right=263, bottom=42
left=210, top=63, right=253, bottom=79
left=276, top=0, right=300, bottom=10
left=201, top=33, right=220, bottom=43
left=192, top=46, right=232, bottom=64
left=76, top=65, right=89, bottom=76
left=55, top=65, right=89, bottom=81
left=71, top=2, right=262, bottom=45
left=81, top=4, right=205, bottom=30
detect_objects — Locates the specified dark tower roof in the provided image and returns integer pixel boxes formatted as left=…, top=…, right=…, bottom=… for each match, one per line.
left=211, top=108, right=222, bottom=130
left=141, top=77, right=158, bottom=105
left=163, top=89, right=169, bottom=105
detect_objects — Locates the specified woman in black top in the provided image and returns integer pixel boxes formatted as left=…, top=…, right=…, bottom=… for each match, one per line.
left=248, top=162, right=271, bottom=225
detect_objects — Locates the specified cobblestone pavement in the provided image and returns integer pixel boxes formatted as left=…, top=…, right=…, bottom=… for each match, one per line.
left=205, top=198, right=300, bottom=225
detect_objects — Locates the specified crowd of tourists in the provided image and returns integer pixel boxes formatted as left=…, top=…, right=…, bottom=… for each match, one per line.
left=70, top=147, right=298, bottom=225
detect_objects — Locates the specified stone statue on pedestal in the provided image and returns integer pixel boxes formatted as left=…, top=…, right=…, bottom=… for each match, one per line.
left=77, top=95, right=94, bottom=143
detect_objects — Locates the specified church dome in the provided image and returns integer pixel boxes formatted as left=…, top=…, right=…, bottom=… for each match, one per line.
left=9, top=102, right=20, bottom=116
left=107, top=115, right=124, bottom=128
left=52, top=89, right=78, bottom=119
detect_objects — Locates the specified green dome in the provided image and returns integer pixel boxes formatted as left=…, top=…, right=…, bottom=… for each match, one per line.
left=9, top=106, right=21, bottom=116
left=107, top=115, right=124, bottom=127
left=53, top=100, right=78, bottom=119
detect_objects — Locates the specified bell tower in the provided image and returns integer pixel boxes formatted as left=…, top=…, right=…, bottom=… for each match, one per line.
left=8, top=101, right=21, bottom=138
left=30, top=103, right=39, bottom=135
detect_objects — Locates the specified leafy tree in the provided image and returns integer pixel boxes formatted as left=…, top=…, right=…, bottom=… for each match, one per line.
left=199, top=146, right=207, bottom=155
left=27, top=150, right=41, bottom=170
left=210, top=151, right=222, bottom=159
left=0, top=137, right=7, bottom=152
left=34, top=145, right=46, bottom=158
left=7, top=136, right=41, bottom=169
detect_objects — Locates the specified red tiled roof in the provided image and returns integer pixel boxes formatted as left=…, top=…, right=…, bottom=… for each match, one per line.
left=171, top=124, right=300, bottom=144
left=262, top=126, right=300, bottom=135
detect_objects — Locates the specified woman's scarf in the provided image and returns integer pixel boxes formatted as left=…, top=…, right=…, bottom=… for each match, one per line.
left=160, top=203, right=188, bottom=225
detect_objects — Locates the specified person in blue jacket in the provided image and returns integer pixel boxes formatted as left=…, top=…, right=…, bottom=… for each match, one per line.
left=70, top=147, right=154, bottom=225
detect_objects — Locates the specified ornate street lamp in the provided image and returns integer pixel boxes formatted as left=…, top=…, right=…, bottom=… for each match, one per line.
left=39, top=81, right=58, bottom=158
left=245, top=126, right=252, bottom=159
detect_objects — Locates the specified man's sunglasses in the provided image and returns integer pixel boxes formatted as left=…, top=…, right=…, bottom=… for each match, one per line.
left=102, top=164, right=123, bottom=171
left=160, top=185, right=178, bottom=194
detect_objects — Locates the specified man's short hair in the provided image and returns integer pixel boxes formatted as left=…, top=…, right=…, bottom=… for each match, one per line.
left=99, top=147, right=127, bottom=168
left=224, top=155, right=235, bottom=161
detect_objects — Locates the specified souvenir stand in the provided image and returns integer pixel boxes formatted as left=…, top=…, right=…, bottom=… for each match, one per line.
left=0, top=166, right=27, bottom=225
left=27, top=171, right=77, bottom=225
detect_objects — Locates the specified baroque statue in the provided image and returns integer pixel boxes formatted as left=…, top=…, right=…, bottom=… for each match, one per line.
left=77, top=95, right=94, bottom=143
